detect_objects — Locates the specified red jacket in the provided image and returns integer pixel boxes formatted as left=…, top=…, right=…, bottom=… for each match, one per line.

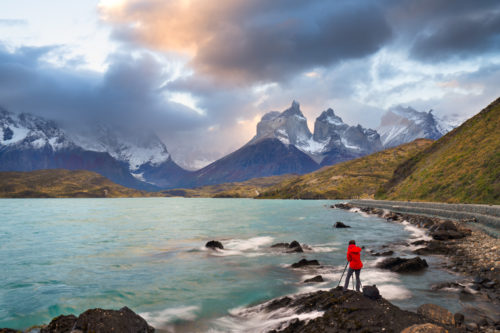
left=346, top=244, right=363, bottom=270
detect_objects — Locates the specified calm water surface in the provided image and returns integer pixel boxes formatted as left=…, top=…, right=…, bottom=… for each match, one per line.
left=0, top=198, right=480, bottom=331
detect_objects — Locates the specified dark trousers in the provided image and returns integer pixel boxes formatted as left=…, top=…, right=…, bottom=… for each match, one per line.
left=344, top=267, right=361, bottom=291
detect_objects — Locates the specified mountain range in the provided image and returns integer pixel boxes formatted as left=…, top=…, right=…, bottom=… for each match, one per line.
left=0, top=101, right=454, bottom=189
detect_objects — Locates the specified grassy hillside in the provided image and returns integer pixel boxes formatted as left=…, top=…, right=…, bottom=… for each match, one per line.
left=377, top=97, right=500, bottom=204
left=162, top=174, right=296, bottom=198
left=0, top=169, right=153, bottom=198
left=257, top=139, right=433, bottom=199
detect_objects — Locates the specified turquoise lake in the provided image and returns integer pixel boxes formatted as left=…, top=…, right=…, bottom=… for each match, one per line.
left=0, top=198, right=482, bottom=332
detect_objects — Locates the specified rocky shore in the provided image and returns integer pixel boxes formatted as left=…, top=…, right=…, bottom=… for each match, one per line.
left=331, top=202, right=500, bottom=331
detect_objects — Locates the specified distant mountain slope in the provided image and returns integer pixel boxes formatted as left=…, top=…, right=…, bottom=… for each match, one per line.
left=378, top=106, right=454, bottom=148
left=257, top=139, right=433, bottom=199
left=0, top=108, right=188, bottom=190
left=0, top=169, right=153, bottom=198
left=184, top=138, right=318, bottom=187
left=377, top=98, right=500, bottom=204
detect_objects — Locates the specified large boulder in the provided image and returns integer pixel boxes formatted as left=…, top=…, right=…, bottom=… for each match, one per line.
left=73, top=306, right=154, bottom=333
left=288, top=240, right=304, bottom=253
left=333, top=221, right=351, bottom=228
left=205, top=240, right=223, bottom=250
left=417, top=304, right=455, bottom=326
left=41, top=314, right=77, bottom=333
left=362, top=285, right=381, bottom=300
left=413, top=241, right=449, bottom=255
left=377, top=257, right=428, bottom=273
left=291, top=259, right=320, bottom=268
left=401, top=323, right=447, bottom=333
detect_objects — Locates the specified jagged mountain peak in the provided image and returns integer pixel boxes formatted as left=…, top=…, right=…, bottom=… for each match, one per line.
left=378, top=105, right=454, bottom=148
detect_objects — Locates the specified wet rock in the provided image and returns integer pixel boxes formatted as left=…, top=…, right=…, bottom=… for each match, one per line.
left=465, top=322, right=478, bottom=331
left=0, top=329, right=20, bottom=333
left=417, top=304, right=455, bottom=326
left=73, top=306, right=154, bottom=333
left=287, top=240, right=304, bottom=253
left=303, top=275, right=324, bottom=283
left=271, top=242, right=289, bottom=248
left=291, top=259, right=320, bottom=268
left=432, top=230, right=467, bottom=241
left=401, top=323, right=447, bottom=333
left=41, top=314, right=77, bottom=333
left=377, top=257, right=428, bottom=273
left=454, top=313, right=465, bottom=327
left=362, top=285, right=381, bottom=300
left=333, top=221, right=351, bottom=228
left=333, top=203, right=353, bottom=210
left=431, top=282, right=463, bottom=291
left=477, top=318, right=489, bottom=327
left=411, top=240, right=428, bottom=246
left=268, top=287, right=432, bottom=333
left=205, top=240, right=223, bottom=250
left=429, top=220, right=458, bottom=232
left=266, top=296, right=293, bottom=312
left=413, top=241, right=449, bottom=255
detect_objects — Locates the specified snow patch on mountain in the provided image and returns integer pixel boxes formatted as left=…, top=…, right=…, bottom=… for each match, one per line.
left=378, top=106, right=455, bottom=148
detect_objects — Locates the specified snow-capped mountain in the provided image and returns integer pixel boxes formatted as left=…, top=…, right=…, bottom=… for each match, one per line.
left=378, top=106, right=455, bottom=148
left=0, top=108, right=188, bottom=189
left=249, top=101, right=382, bottom=165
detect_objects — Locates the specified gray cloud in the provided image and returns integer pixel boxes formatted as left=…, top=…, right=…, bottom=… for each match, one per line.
left=410, top=12, right=500, bottom=61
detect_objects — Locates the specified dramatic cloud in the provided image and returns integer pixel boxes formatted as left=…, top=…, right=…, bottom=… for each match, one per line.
left=101, top=0, right=393, bottom=83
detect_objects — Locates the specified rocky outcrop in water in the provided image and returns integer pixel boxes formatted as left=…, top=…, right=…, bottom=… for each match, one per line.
left=333, top=221, right=351, bottom=228
left=271, top=240, right=304, bottom=253
left=205, top=240, right=224, bottom=250
left=266, top=287, right=453, bottom=333
left=377, top=257, right=428, bottom=273
left=291, top=259, right=320, bottom=268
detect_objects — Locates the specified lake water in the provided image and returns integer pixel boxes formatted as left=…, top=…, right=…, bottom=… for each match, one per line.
left=0, top=198, right=482, bottom=331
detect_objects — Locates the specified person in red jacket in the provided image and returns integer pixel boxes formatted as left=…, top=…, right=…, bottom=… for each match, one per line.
left=343, top=240, right=363, bottom=291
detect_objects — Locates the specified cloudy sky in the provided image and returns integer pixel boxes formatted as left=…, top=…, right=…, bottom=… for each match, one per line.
left=1, top=0, right=499, bottom=169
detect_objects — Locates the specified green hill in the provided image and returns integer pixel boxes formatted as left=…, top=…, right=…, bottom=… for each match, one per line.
left=0, top=169, right=153, bottom=198
left=377, top=97, right=500, bottom=204
left=257, top=139, right=433, bottom=199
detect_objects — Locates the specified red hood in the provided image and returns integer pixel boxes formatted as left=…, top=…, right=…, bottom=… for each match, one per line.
left=348, top=244, right=362, bottom=254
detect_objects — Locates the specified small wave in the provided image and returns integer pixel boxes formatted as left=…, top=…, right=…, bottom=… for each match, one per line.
left=401, top=221, right=432, bottom=241
left=349, top=207, right=370, bottom=218
left=140, top=305, right=199, bottom=328
left=203, top=236, right=274, bottom=257
left=213, top=301, right=323, bottom=333
left=377, top=284, right=412, bottom=300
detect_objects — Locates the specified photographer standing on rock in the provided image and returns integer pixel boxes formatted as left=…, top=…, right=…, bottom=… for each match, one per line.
left=344, top=240, right=363, bottom=291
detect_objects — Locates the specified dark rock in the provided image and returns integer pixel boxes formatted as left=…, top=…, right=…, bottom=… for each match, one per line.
left=41, top=314, right=77, bottom=333
left=288, top=241, right=304, bottom=253
left=73, top=306, right=154, bottom=333
left=414, top=241, right=449, bottom=255
left=431, top=282, right=463, bottom=290
left=0, top=329, right=20, bottom=333
left=362, top=285, right=381, bottom=300
left=432, top=230, right=467, bottom=241
left=417, top=304, right=455, bottom=326
left=266, top=296, right=293, bottom=312
left=429, top=220, right=458, bottom=232
left=377, top=257, right=428, bottom=273
left=483, top=281, right=496, bottom=289
left=271, top=242, right=289, bottom=248
left=465, top=322, right=478, bottom=331
left=205, top=240, right=223, bottom=250
left=411, top=240, right=428, bottom=246
left=473, top=276, right=485, bottom=284
left=303, top=275, right=324, bottom=283
left=333, top=221, right=351, bottom=228
left=266, top=288, right=430, bottom=333
left=333, top=203, right=353, bottom=210
left=454, top=313, right=465, bottom=327
left=469, top=284, right=480, bottom=291
left=291, top=259, right=320, bottom=268
left=477, top=318, right=488, bottom=327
